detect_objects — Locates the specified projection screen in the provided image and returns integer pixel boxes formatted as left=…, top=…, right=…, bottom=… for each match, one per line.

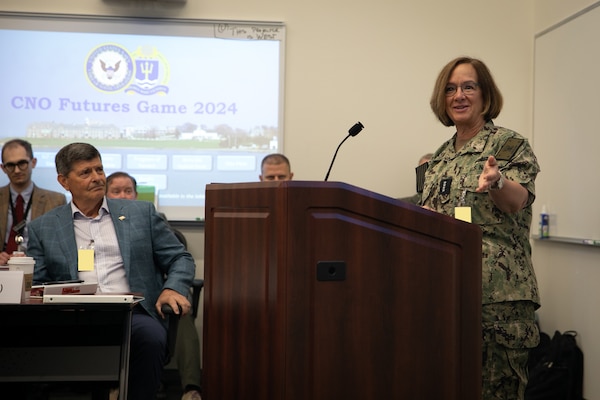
left=0, top=12, right=285, bottom=221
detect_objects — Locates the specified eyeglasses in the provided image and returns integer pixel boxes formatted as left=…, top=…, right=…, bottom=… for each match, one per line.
left=445, top=81, right=479, bottom=97
left=2, top=159, right=30, bottom=172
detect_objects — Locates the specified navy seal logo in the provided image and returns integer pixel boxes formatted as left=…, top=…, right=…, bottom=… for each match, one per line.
left=125, top=46, right=171, bottom=95
left=86, top=44, right=134, bottom=92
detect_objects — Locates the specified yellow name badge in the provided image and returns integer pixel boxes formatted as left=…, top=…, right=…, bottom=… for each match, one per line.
left=78, top=248, right=95, bottom=271
left=455, top=206, right=472, bottom=223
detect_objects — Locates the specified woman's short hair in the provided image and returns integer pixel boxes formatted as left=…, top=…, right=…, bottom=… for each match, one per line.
left=429, top=56, right=503, bottom=127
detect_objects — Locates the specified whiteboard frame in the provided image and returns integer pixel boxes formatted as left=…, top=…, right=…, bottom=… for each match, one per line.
left=532, top=2, right=600, bottom=240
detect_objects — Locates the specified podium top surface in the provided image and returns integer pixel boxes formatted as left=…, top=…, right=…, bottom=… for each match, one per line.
left=206, top=180, right=481, bottom=241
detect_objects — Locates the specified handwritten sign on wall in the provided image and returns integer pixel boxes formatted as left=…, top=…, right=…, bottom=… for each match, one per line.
left=215, top=23, right=284, bottom=40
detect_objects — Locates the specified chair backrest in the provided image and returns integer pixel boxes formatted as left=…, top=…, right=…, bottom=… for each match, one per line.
left=172, top=228, right=188, bottom=249
left=164, top=226, right=187, bottom=361
left=162, top=227, right=204, bottom=362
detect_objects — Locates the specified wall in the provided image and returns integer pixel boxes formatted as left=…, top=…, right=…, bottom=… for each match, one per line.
left=532, top=1, right=600, bottom=399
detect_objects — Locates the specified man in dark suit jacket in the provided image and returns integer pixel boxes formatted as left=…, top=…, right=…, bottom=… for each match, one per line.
left=28, top=143, right=195, bottom=400
left=0, top=139, right=66, bottom=265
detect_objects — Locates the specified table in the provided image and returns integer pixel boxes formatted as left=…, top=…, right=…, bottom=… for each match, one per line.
left=0, top=299, right=134, bottom=399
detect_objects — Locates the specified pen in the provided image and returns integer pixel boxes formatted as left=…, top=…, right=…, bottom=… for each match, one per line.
left=43, top=279, right=85, bottom=285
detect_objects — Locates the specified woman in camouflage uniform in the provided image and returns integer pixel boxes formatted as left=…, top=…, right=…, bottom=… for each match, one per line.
left=422, top=56, right=541, bottom=400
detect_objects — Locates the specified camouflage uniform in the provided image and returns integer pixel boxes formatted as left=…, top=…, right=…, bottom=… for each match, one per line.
left=421, top=121, right=541, bottom=400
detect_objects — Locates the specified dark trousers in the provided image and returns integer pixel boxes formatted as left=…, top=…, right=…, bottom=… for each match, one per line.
left=129, top=308, right=168, bottom=400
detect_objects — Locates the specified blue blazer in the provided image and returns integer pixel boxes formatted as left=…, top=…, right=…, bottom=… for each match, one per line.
left=27, top=198, right=195, bottom=323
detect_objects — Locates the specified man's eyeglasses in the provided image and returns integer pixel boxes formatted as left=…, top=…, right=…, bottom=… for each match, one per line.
left=445, top=81, right=479, bottom=97
left=2, top=159, right=30, bottom=172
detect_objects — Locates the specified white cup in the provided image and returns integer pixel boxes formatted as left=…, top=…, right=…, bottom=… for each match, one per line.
left=8, top=256, right=35, bottom=299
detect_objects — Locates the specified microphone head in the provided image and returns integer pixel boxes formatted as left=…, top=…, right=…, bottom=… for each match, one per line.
left=348, top=121, right=364, bottom=137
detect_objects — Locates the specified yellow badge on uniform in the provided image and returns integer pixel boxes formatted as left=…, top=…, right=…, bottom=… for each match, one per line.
left=455, top=206, right=472, bottom=223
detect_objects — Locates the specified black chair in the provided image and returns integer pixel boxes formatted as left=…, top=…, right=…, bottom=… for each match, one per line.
left=162, top=278, right=204, bottom=360
left=159, top=227, right=204, bottom=398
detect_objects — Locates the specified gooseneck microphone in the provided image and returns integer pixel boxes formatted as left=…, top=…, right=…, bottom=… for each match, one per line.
left=324, top=121, right=364, bottom=181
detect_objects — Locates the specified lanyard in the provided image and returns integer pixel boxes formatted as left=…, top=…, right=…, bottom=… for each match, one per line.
left=9, top=190, right=34, bottom=234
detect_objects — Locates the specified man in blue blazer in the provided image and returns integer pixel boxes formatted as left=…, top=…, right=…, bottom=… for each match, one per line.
left=28, top=143, right=195, bottom=400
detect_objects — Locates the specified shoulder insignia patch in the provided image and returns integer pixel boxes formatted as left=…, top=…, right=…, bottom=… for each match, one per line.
left=496, top=138, right=524, bottom=160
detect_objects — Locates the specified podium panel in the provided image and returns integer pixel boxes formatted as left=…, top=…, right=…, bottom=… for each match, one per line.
left=203, top=181, right=482, bottom=400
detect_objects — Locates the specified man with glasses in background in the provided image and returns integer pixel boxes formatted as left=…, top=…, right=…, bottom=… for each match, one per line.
left=0, top=139, right=66, bottom=265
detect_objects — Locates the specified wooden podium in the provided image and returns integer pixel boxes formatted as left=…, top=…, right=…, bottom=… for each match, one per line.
left=203, top=181, right=482, bottom=400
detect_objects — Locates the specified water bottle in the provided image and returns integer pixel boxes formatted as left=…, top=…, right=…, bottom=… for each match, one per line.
left=540, top=205, right=549, bottom=238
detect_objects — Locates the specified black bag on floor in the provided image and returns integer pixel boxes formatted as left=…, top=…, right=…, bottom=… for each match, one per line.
left=525, top=330, right=584, bottom=400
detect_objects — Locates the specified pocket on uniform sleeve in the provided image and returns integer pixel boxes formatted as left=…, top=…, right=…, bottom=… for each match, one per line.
left=493, top=321, right=540, bottom=350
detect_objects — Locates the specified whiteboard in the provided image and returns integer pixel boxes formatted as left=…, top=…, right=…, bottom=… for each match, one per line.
left=533, top=2, right=600, bottom=240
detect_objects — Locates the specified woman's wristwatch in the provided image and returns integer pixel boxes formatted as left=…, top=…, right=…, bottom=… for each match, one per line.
left=490, top=174, right=504, bottom=190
